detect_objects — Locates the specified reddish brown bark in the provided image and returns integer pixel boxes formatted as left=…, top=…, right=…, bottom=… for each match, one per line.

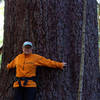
left=0, top=0, right=99, bottom=100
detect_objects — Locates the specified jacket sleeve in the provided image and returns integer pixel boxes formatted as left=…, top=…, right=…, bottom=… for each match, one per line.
left=36, top=55, right=64, bottom=69
left=7, top=56, right=17, bottom=69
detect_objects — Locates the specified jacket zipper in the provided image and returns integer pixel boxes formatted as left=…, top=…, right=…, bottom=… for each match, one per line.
left=23, top=57, right=25, bottom=70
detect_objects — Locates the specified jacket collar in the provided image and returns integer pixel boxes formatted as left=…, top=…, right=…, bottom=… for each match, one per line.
left=22, top=52, right=32, bottom=57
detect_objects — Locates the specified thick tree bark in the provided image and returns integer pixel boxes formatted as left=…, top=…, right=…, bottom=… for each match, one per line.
left=82, top=1, right=99, bottom=100
left=0, top=0, right=99, bottom=100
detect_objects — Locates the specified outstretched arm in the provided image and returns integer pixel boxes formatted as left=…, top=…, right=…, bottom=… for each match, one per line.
left=35, top=54, right=66, bottom=70
left=7, top=56, right=17, bottom=69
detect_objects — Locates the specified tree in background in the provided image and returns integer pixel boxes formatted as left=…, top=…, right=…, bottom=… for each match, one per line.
left=0, top=0, right=99, bottom=100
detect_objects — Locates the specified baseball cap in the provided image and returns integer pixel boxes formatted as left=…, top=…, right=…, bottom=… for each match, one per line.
left=23, top=41, right=33, bottom=47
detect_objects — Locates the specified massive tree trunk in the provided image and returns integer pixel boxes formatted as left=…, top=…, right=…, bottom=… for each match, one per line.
left=0, top=0, right=99, bottom=100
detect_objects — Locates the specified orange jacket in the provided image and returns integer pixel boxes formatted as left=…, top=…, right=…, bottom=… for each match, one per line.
left=7, top=53, right=64, bottom=88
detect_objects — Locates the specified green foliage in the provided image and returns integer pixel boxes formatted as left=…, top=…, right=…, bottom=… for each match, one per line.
left=0, top=55, right=2, bottom=69
left=0, top=0, right=3, bottom=2
left=0, top=1, right=4, bottom=68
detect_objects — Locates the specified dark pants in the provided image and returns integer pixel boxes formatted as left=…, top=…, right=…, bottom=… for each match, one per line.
left=14, top=87, right=37, bottom=100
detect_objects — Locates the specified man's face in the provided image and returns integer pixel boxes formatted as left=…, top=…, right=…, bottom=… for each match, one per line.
left=23, top=45, right=32, bottom=55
